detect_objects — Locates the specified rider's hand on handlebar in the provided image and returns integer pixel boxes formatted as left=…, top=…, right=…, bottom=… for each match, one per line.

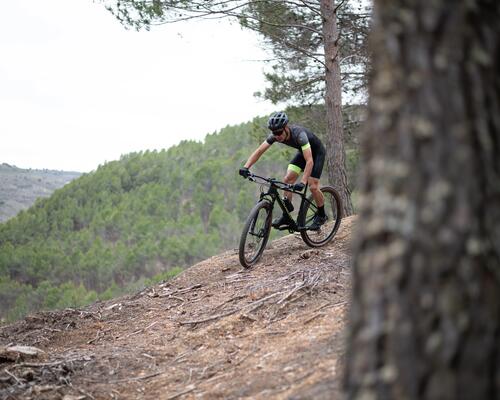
left=239, top=167, right=250, bottom=179
left=293, top=182, right=305, bottom=192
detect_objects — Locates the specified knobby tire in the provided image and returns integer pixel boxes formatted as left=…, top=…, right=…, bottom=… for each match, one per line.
left=239, top=200, right=272, bottom=268
left=299, top=186, right=342, bottom=247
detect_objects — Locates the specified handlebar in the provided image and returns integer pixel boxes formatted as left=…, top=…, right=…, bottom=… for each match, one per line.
left=245, top=172, right=304, bottom=194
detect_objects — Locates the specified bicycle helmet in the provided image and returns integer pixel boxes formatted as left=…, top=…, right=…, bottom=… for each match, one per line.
left=268, top=112, right=289, bottom=132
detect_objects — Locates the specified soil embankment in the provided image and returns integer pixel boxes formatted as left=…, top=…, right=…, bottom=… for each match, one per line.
left=0, top=216, right=355, bottom=399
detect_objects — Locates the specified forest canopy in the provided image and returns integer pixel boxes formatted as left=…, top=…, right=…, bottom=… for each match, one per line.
left=0, top=106, right=363, bottom=323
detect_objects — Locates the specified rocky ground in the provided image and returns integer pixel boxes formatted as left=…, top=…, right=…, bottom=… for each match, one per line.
left=0, top=216, right=355, bottom=400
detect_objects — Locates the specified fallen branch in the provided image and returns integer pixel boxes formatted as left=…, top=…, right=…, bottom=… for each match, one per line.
left=233, top=351, right=253, bottom=367
left=13, top=361, right=65, bottom=368
left=172, top=350, right=192, bottom=363
left=322, top=300, right=348, bottom=310
left=240, top=313, right=257, bottom=322
left=214, top=294, right=247, bottom=310
left=123, top=321, right=160, bottom=339
left=244, top=292, right=283, bottom=314
left=278, top=292, right=308, bottom=312
left=176, top=284, right=202, bottom=295
left=69, top=383, right=96, bottom=400
left=4, top=368, right=22, bottom=384
left=168, top=295, right=185, bottom=302
left=311, top=301, right=331, bottom=314
left=265, top=331, right=287, bottom=336
left=204, top=371, right=232, bottom=384
left=277, top=283, right=306, bottom=305
left=303, top=312, right=325, bottom=325
left=109, top=370, right=164, bottom=384
left=88, top=328, right=112, bottom=344
left=14, top=356, right=92, bottom=369
left=0, top=345, right=45, bottom=359
left=167, top=384, right=196, bottom=400
left=179, top=308, right=239, bottom=326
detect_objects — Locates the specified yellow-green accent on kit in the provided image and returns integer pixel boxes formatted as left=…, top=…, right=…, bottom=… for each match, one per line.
left=287, top=164, right=302, bottom=174
left=301, top=143, right=311, bottom=151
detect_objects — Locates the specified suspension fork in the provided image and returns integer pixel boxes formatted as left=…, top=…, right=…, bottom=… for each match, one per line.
left=247, top=193, right=273, bottom=235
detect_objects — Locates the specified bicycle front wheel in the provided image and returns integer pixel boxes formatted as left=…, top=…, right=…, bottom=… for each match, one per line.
left=239, top=200, right=273, bottom=268
left=299, top=186, right=342, bottom=247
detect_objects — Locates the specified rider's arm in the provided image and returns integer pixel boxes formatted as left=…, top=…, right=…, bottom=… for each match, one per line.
left=301, top=147, right=314, bottom=184
left=244, top=141, right=271, bottom=169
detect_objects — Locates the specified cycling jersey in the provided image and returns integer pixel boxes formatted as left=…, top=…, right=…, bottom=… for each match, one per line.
left=266, top=125, right=326, bottom=179
left=266, top=125, right=323, bottom=153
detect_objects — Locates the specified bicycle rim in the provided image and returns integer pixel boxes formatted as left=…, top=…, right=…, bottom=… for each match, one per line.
left=300, top=186, right=342, bottom=247
left=239, top=201, right=272, bottom=268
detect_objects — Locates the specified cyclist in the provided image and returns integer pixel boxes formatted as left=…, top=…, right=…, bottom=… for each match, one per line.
left=239, top=111, right=328, bottom=230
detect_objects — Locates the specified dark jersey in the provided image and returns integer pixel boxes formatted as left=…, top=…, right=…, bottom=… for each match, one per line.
left=266, top=124, right=326, bottom=179
left=266, top=125, right=324, bottom=154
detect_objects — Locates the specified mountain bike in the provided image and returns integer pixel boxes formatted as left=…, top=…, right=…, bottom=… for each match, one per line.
left=239, top=172, right=342, bottom=268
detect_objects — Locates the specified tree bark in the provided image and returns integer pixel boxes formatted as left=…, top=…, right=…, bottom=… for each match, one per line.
left=320, top=0, right=354, bottom=217
left=345, top=1, right=500, bottom=399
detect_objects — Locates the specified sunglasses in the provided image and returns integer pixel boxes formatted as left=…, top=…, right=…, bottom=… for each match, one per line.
left=272, top=129, right=284, bottom=136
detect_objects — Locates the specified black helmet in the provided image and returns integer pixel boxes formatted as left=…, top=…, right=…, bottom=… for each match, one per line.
left=268, top=112, right=289, bottom=132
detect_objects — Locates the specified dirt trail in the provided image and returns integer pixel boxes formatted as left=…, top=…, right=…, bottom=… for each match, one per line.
left=0, top=216, right=355, bottom=400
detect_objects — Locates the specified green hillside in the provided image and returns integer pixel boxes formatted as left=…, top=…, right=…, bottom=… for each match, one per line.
left=0, top=118, right=291, bottom=322
left=0, top=108, right=363, bottom=323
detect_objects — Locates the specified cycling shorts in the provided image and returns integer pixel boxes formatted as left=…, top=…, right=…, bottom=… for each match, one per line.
left=287, top=146, right=326, bottom=179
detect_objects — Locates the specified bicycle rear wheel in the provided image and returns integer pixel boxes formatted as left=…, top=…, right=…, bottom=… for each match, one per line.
left=239, top=200, right=273, bottom=268
left=299, top=186, right=342, bottom=247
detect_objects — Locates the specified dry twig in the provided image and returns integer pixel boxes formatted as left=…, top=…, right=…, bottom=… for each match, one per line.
left=179, top=308, right=239, bottom=326
left=303, top=312, right=326, bottom=324
left=166, top=384, right=196, bottom=400
left=124, top=321, right=159, bottom=338
left=4, top=368, right=22, bottom=384
left=214, top=294, right=247, bottom=310
left=244, top=292, right=283, bottom=314
left=176, top=284, right=203, bottom=294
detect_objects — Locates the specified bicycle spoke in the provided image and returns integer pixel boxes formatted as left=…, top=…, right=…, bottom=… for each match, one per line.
left=300, top=186, right=342, bottom=247
left=239, top=201, right=272, bottom=267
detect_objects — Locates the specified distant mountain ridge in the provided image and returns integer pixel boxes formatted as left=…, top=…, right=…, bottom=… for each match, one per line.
left=0, top=163, right=81, bottom=223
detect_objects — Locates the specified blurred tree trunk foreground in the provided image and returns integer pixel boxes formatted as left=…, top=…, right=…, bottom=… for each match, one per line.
left=345, top=1, right=500, bottom=399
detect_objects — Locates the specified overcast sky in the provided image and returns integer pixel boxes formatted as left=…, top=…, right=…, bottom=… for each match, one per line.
left=0, top=0, right=276, bottom=172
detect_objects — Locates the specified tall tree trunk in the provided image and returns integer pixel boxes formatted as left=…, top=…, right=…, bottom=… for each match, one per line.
left=320, top=0, right=354, bottom=217
left=345, top=1, right=500, bottom=399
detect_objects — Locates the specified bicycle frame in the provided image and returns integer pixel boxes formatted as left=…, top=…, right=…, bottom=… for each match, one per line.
left=248, top=173, right=318, bottom=233
left=240, top=172, right=342, bottom=267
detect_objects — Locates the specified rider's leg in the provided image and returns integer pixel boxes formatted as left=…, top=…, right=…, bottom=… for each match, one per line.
left=308, top=177, right=324, bottom=207
left=283, top=168, right=299, bottom=202
left=308, top=147, right=326, bottom=221
left=308, top=176, right=328, bottom=229
left=272, top=167, right=299, bottom=228
left=285, top=153, right=305, bottom=202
